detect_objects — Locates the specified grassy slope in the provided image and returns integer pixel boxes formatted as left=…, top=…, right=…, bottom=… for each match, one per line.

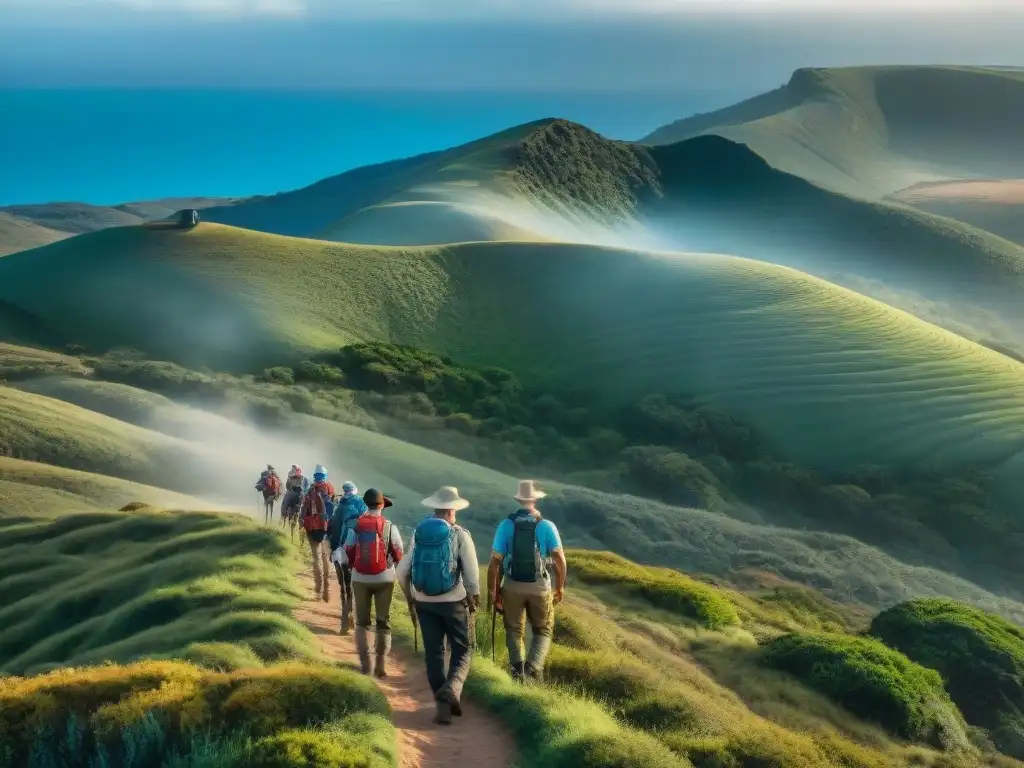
left=644, top=66, right=1024, bottom=199
left=0, top=511, right=395, bottom=768
left=0, top=510, right=312, bottom=676
left=3, top=226, right=1024, bottom=485
left=1, top=198, right=240, bottom=237
left=0, top=213, right=68, bottom=257
left=0, top=457, right=207, bottom=519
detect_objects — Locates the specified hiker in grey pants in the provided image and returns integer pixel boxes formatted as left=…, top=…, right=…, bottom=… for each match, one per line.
left=397, top=486, right=480, bottom=725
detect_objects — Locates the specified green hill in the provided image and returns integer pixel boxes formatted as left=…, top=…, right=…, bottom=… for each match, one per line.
left=200, top=118, right=1024, bottom=347
left=644, top=66, right=1024, bottom=200
left=3, top=225, right=1024, bottom=493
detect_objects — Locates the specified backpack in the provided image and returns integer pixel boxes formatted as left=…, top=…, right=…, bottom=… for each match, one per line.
left=508, top=511, right=547, bottom=583
left=411, top=517, right=461, bottom=596
left=263, top=474, right=281, bottom=495
left=302, top=490, right=328, bottom=533
left=352, top=515, right=392, bottom=576
left=337, top=496, right=367, bottom=539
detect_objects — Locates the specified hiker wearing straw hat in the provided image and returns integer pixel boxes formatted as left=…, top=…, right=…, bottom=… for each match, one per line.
left=487, top=480, right=566, bottom=682
left=397, top=486, right=480, bottom=725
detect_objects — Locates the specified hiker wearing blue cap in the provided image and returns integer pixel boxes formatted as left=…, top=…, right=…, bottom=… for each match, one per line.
left=329, top=480, right=367, bottom=634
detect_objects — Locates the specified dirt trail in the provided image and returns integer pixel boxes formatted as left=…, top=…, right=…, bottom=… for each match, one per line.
left=293, top=567, right=516, bottom=768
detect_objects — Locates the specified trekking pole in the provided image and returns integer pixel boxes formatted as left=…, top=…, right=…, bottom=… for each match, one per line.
left=490, top=601, right=496, bottom=663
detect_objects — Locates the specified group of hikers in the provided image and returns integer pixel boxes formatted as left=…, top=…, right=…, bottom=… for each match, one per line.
left=255, top=466, right=567, bottom=726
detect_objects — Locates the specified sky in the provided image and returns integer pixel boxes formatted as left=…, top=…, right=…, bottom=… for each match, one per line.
left=2, top=0, right=1023, bottom=92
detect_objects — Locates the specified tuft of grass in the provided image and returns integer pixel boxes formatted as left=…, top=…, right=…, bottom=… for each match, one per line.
left=567, top=550, right=740, bottom=629
left=761, top=632, right=969, bottom=749
left=870, top=598, right=1024, bottom=759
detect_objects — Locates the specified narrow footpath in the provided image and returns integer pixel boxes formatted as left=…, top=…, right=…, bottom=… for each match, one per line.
left=293, top=567, right=516, bottom=768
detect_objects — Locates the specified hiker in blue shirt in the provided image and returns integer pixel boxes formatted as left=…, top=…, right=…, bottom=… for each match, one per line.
left=487, top=480, right=567, bottom=682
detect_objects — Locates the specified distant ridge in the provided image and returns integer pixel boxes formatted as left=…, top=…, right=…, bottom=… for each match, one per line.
left=644, top=66, right=1024, bottom=199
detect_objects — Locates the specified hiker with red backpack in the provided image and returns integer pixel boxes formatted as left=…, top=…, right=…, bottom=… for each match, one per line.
left=300, top=464, right=336, bottom=602
left=255, top=465, right=282, bottom=525
left=487, top=480, right=567, bottom=682
left=396, top=486, right=480, bottom=725
left=342, top=488, right=404, bottom=677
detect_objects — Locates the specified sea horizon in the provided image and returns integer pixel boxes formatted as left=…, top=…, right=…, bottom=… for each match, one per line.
left=0, top=87, right=748, bottom=207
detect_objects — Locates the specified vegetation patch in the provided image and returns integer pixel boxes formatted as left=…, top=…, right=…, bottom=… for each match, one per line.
left=0, top=660, right=393, bottom=768
left=870, top=598, right=1024, bottom=759
left=761, top=632, right=969, bottom=749
left=567, top=550, right=739, bottom=629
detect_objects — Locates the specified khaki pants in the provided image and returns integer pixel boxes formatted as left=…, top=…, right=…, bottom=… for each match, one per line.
left=353, top=580, right=395, bottom=672
left=502, top=581, right=554, bottom=673
left=307, top=534, right=330, bottom=600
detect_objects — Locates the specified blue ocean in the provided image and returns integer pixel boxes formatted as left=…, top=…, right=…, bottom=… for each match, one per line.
left=0, top=89, right=739, bottom=206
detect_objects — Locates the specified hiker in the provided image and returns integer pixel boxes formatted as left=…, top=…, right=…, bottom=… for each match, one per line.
left=329, top=481, right=367, bottom=634
left=255, top=464, right=281, bottom=525
left=280, top=471, right=304, bottom=541
left=342, top=488, right=403, bottom=677
left=397, top=486, right=479, bottom=725
left=301, top=464, right=335, bottom=602
left=487, top=480, right=566, bottom=682
left=287, top=464, right=310, bottom=494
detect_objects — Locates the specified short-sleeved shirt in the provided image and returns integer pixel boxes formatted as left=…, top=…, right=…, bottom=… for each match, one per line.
left=491, top=512, right=562, bottom=581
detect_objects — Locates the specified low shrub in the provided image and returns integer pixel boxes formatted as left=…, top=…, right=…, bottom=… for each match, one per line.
left=870, top=598, right=1024, bottom=759
left=0, top=660, right=391, bottom=768
left=761, top=632, right=969, bottom=749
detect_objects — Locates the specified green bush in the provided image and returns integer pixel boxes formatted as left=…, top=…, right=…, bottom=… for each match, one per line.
left=761, top=632, right=969, bottom=748
left=870, top=598, right=1024, bottom=759
left=295, top=361, right=344, bottom=385
left=567, top=550, right=739, bottom=629
left=262, top=367, right=295, bottom=385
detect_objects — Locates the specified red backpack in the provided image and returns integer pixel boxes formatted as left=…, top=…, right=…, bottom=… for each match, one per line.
left=263, top=473, right=281, bottom=495
left=302, top=490, right=328, bottom=533
left=353, top=515, right=392, bottom=575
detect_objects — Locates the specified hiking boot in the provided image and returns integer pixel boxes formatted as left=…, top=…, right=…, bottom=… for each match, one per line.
left=340, top=607, right=351, bottom=635
left=355, top=626, right=372, bottom=674
left=450, top=700, right=463, bottom=717
left=525, top=663, right=543, bottom=683
left=374, top=653, right=387, bottom=679
left=433, top=699, right=453, bottom=726
left=510, top=662, right=525, bottom=682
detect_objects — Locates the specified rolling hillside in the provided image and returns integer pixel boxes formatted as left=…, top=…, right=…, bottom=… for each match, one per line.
left=0, top=212, right=67, bottom=257
left=0, top=197, right=243, bottom=257
left=3, top=224, right=1024, bottom=496
left=645, top=66, right=1024, bottom=200
left=193, top=117, right=1024, bottom=347
left=889, top=180, right=1024, bottom=246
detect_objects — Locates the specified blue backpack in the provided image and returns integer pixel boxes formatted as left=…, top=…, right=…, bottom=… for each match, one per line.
left=411, top=517, right=461, bottom=596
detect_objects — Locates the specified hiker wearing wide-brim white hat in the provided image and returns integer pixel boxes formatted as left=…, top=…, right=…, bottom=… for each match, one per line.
left=514, top=479, right=547, bottom=504
left=487, top=479, right=567, bottom=684
left=398, top=485, right=481, bottom=725
left=421, top=486, right=471, bottom=511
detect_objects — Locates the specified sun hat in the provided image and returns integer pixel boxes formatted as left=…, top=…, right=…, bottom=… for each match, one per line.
left=514, top=480, right=546, bottom=503
left=420, top=486, right=470, bottom=511
left=363, top=488, right=393, bottom=508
